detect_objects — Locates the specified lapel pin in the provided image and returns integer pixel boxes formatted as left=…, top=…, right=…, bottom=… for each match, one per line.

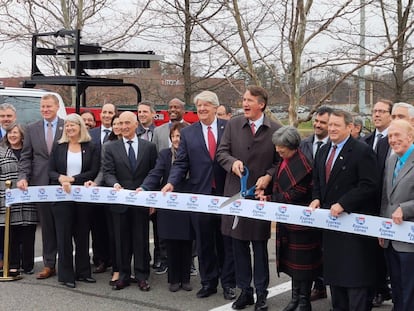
left=339, top=156, right=343, bottom=160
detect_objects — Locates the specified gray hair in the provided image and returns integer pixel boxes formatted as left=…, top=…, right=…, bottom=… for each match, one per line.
left=59, top=113, right=91, bottom=143
left=0, top=103, right=16, bottom=113
left=392, top=102, right=414, bottom=117
left=193, top=90, right=219, bottom=107
left=272, top=126, right=301, bottom=150
left=352, top=116, right=363, bottom=127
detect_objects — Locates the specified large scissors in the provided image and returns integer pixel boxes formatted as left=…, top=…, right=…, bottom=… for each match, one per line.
left=220, top=166, right=256, bottom=229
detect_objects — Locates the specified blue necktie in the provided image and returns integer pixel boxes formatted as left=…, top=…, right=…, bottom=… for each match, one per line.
left=393, top=159, right=403, bottom=185
left=127, top=140, right=137, bottom=170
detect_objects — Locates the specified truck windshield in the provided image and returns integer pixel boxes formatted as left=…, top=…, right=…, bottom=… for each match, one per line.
left=0, top=95, right=41, bottom=125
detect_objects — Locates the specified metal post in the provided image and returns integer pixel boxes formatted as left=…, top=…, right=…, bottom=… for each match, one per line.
left=0, top=181, right=22, bottom=281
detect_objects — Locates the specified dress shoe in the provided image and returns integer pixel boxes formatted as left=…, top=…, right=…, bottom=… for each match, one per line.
left=310, top=288, right=327, bottom=301
left=196, top=286, right=217, bottom=298
left=255, top=294, right=268, bottom=311
left=152, top=260, right=162, bottom=269
left=181, top=282, right=193, bottom=291
left=232, top=291, right=254, bottom=310
left=23, top=269, right=34, bottom=275
left=93, top=262, right=107, bottom=274
left=9, top=269, right=20, bottom=277
left=154, top=263, right=168, bottom=275
left=63, top=282, right=76, bottom=289
left=112, top=280, right=130, bottom=290
left=169, top=283, right=180, bottom=292
left=36, top=267, right=56, bottom=279
left=138, top=280, right=151, bottom=291
left=109, top=279, right=118, bottom=286
left=77, top=276, right=96, bottom=283
left=223, top=287, right=237, bottom=300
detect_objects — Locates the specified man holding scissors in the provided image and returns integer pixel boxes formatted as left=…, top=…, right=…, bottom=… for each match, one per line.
left=217, top=86, right=281, bottom=311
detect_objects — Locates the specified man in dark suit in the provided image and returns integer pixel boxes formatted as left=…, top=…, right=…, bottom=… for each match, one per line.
left=380, top=119, right=414, bottom=311
left=363, top=100, right=394, bottom=307
left=17, top=94, right=64, bottom=279
left=162, top=90, right=236, bottom=301
left=103, top=111, right=157, bottom=291
left=310, top=109, right=380, bottom=311
left=89, top=103, right=116, bottom=273
left=299, top=106, right=332, bottom=301
left=363, top=99, right=393, bottom=150
left=300, top=106, right=332, bottom=162
left=217, top=85, right=281, bottom=311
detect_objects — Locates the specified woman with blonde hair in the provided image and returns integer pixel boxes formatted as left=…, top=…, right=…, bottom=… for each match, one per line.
left=49, top=113, right=99, bottom=288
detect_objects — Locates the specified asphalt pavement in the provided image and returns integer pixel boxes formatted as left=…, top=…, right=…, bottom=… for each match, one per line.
left=0, top=227, right=393, bottom=311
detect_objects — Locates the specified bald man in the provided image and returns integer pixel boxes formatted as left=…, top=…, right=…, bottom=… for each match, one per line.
left=103, top=111, right=157, bottom=291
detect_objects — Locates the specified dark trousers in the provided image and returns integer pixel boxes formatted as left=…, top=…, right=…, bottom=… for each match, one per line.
left=112, top=206, right=150, bottom=282
left=166, top=239, right=192, bottom=284
left=232, top=238, right=269, bottom=295
left=105, top=206, right=117, bottom=272
left=385, top=244, right=414, bottom=311
left=10, top=224, right=36, bottom=272
left=150, top=211, right=167, bottom=265
left=90, top=203, right=110, bottom=267
left=330, top=286, right=371, bottom=311
left=192, top=213, right=235, bottom=289
left=37, top=202, right=57, bottom=268
left=52, top=202, right=92, bottom=283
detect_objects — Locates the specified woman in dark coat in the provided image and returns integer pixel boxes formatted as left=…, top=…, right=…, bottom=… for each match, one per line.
left=139, top=122, right=194, bottom=292
left=0, top=123, right=38, bottom=275
left=49, top=113, right=99, bottom=288
left=259, top=126, right=322, bottom=311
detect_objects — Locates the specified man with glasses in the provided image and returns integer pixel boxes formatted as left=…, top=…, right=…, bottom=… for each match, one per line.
left=364, top=99, right=394, bottom=308
left=363, top=99, right=393, bottom=150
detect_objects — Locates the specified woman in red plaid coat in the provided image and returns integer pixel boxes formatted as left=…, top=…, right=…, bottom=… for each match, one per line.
left=259, top=126, right=322, bottom=311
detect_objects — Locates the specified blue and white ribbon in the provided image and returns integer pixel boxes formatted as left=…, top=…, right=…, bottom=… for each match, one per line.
left=6, top=186, right=414, bottom=244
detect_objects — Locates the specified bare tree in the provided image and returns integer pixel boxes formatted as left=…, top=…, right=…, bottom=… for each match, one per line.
left=0, top=0, right=154, bottom=76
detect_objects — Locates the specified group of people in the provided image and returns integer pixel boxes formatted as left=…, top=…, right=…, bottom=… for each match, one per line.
left=0, top=87, right=412, bottom=311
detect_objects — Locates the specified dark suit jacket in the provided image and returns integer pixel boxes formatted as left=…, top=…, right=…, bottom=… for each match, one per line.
left=167, top=119, right=227, bottom=195
left=216, top=115, right=281, bottom=241
left=362, top=131, right=375, bottom=148
left=312, top=136, right=380, bottom=287
left=19, top=118, right=64, bottom=186
left=89, top=127, right=103, bottom=155
left=103, top=138, right=157, bottom=213
left=299, top=134, right=330, bottom=163
left=49, top=141, right=100, bottom=185
left=141, top=148, right=194, bottom=240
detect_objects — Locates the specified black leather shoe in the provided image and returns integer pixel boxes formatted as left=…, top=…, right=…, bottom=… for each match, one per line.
left=223, top=287, right=237, bottom=300
left=63, top=282, right=76, bottom=289
left=138, top=280, right=151, bottom=291
left=112, top=280, right=130, bottom=290
left=232, top=291, right=254, bottom=309
left=255, top=293, right=268, bottom=311
left=77, top=276, right=96, bottom=283
left=196, top=286, right=217, bottom=298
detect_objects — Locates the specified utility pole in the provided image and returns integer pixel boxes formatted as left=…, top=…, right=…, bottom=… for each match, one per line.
left=358, top=0, right=367, bottom=115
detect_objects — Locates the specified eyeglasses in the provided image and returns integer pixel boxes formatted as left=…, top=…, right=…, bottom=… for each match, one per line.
left=372, top=109, right=390, bottom=115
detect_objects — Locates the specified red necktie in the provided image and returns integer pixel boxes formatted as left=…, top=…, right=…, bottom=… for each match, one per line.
left=325, top=145, right=337, bottom=182
left=207, top=126, right=216, bottom=160
left=250, top=122, right=256, bottom=135
left=208, top=126, right=216, bottom=188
